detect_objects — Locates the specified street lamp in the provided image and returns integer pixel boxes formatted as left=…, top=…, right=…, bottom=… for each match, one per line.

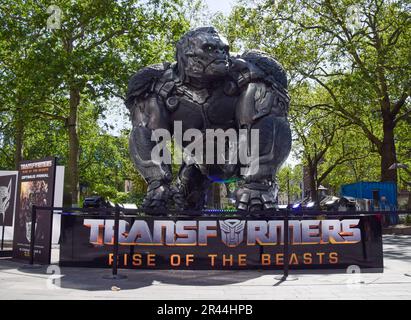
left=389, top=162, right=410, bottom=192
left=388, top=162, right=409, bottom=171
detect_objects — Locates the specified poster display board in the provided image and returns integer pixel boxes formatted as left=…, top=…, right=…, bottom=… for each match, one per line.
left=0, top=171, right=18, bottom=253
left=12, top=157, right=57, bottom=264
left=0, top=173, right=17, bottom=227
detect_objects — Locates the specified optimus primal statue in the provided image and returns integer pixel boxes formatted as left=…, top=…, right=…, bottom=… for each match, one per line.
left=125, top=27, right=291, bottom=211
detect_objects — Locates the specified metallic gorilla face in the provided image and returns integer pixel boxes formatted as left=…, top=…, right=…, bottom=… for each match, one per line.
left=176, top=27, right=230, bottom=81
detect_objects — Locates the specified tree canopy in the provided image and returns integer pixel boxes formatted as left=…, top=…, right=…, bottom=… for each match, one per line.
left=217, top=0, right=410, bottom=203
left=0, top=0, right=409, bottom=207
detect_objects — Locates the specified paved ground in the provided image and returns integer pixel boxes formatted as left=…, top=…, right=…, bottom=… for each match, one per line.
left=0, top=235, right=410, bottom=300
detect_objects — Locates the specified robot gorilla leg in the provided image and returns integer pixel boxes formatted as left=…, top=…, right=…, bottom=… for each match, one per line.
left=174, top=163, right=210, bottom=210
left=236, top=114, right=291, bottom=211
left=129, top=125, right=173, bottom=209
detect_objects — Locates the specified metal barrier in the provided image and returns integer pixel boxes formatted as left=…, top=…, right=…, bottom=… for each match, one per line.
left=26, top=205, right=410, bottom=280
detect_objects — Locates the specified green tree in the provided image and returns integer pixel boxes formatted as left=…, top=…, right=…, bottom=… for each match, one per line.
left=220, top=0, right=410, bottom=186
left=0, top=0, right=190, bottom=205
left=277, top=164, right=302, bottom=203
left=291, top=85, right=371, bottom=203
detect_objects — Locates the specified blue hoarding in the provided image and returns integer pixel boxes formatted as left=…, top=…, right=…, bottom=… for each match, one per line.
left=341, top=181, right=397, bottom=209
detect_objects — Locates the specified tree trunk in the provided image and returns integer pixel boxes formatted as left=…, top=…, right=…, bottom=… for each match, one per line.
left=380, top=115, right=397, bottom=183
left=308, top=166, right=318, bottom=205
left=67, top=88, right=81, bottom=206
left=207, top=183, right=221, bottom=209
left=14, top=109, right=24, bottom=169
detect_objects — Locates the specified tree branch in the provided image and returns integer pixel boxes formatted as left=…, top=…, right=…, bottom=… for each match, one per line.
left=35, top=111, right=67, bottom=122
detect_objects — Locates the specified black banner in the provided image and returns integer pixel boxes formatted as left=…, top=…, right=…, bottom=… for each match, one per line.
left=60, top=214, right=383, bottom=271
left=0, top=174, right=17, bottom=227
left=12, top=157, right=57, bottom=264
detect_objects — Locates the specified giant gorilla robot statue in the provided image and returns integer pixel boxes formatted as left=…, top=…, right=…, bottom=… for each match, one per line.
left=126, top=27, right=291, bottom=212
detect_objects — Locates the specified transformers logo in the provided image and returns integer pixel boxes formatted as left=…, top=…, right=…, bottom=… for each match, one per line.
left=0, top=179, right=11, bottom=219
left=85, top=218, right=362, bottom=246
left=219, top=219, right=246, bottom=247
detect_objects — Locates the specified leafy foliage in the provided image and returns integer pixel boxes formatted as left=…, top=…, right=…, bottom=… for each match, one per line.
left=0, top=0, right=409, bottom=208
left=0, top=0, right=191, bottom=205
left=218, top=0, right=410, bottom=198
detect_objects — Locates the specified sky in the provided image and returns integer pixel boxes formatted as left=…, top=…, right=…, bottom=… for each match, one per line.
left=203, top=0, right=234, bottom=14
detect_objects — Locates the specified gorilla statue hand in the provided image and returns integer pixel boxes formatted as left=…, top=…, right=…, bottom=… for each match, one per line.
left=142, top=180, right=172, bottom=210
left=236, top=182, right=278, bottom=211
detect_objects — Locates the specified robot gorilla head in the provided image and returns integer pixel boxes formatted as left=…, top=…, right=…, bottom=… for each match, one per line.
left=176, top=27, right=230, bottom=82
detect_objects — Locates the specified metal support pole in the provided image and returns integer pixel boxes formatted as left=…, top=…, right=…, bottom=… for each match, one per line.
left=129, top=217, right=135, bottom=266
left=29, top=205, right=37, bottom=265
left=1, top=217, right=5, bottom=251
left=275, top=210, right=297, bottom=282
left=287, top=171, right=290, bottom=205
left=360, top=220, right=368, bottom=260
left=20, top=205, right=42, bottom=269
left=112, top=205, right=120, bottom=276
left=103, top=205, right=126, bottom=280
left=283, top=210, right=289, bottom=278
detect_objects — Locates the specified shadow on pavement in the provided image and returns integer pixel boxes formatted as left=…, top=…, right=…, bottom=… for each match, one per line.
left=1, top=235, right=404, bottom=292
left=0, top=257, right=385, bottom=292
left=382, top=235, right=411, bottom=261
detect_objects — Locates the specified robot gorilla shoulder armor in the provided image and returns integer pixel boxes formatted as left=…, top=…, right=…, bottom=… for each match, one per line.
left=125, top=63, right=171, bottom=118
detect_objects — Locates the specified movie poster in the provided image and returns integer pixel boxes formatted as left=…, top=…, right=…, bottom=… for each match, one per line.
left=12, top=158, right=57, bottom=264
left=0, top=173, right=17, bottom=227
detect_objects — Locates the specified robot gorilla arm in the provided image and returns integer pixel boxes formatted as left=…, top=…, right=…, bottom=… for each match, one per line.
left=234, top=50, right=292, bottom=211
left=126, top=64, right=173, bottom=209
